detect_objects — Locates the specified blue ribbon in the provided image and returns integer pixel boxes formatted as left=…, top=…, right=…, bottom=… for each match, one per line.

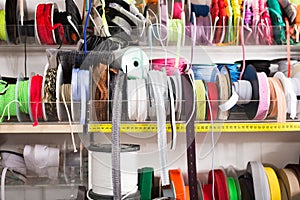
left=217, top=64, right=240, bottom=83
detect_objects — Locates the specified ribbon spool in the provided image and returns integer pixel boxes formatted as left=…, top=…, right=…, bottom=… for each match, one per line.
left=253, top=72, right=270, bottom=120
left=5, top=0, right=20, bottom=44
left=192, top=64, right=219, bottom=82
left=208, top=169, right=230, bottom=199
left=217, top=63, right=240, bottom=83
left=30, top=74, right=43, bottom=126
left=272, top=59, right=298, bottom=77
left=226, top=166, right=242, bottom=200
left=151, top=58, right=187, bottom=75
left=0, top=10, right=6, bottom=41
left=172, top=2, right=183, bottom=19
left=121, top=47, right=149, bottom=80
left=88, top=144, right=140, bottom=198
left=0, top=78, right=18, bottom=122
left=167, top=18, right=185, bottom=44
left=15, top=73, right=30, bottom=122
left=241, top=65, right=259, bottom=120
left=23, top=144, right=60, bottom=180
left=247, top=161, right=271, bottom=199
left=42, top=63, right=57, bottom=122
left=264, top=167, right=281, bottom=200
left=35, top=3, right=61, bottom=45
left=191, top=3, right=210, bottom=17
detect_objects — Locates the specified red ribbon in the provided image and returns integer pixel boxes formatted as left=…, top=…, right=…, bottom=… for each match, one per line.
left=172, top=2, right=183, bottom=19
left=206, top=82, right=219, bottom=120
left=36, top=3, right=64, bottom=45
left=203, top=184, right=213, bottom=200
left=208, top=169, right=230, bottom=200
left=30, top=75, right=43, bottom=126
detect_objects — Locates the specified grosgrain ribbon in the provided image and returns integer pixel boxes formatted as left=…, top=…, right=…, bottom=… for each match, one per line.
left=36, top=3, right=62, bottom=45
left=267, top=78, right=287, bottom=122
left=202, top=184, right=213, bottom=200
left=30, top=75, right=43, bottom=126
left=253, top=72, right=270, bottom=120
left=208, top=169, right=229, bottom=200
left=274, top=72, right=297, bottom=119
left=0, top=10, right=6, bottom=41
left=138, top=167, right=153, bottom=200
left=167, top=77, right=177, bottom=150
left=172, top=2, right=183, bottom=19
left=264, top=167, right=281, bottom=200
left=195, top=80, right=206, bottom=121
left=278, top=168, right=300, bottom=200
left=151, top=58, right=187, bottom=76
left=238, top=172, right=255, bottom=200
left=206, top=82, right=219, bottom=120
left=227, top=177, right=238, bottom=200
left=247, top=161, right=271, bottom=200
left=79, top=70, right=90, bottom=124
left=233, top=80, right=252, bottom=105
left=216, top=73, right=229, bottom=120
left=169, top=169, right=186, bottom=199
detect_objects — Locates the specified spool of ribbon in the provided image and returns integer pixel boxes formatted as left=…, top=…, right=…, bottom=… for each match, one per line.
left=191, top=3, right=210, bottom=17
left=5, top=0, right=19, bottom=44
left=217, top=64, right=240, bottom=83
left=169, top=169, right=186, bottom=199
left=253, top=72, right=270, bottom=120
left=121, top=47, right=149, bottom=79
left=23, top=144, right=60, bottom=180
left=151, top=58, right=187, bottom=75
left=35, top=3, right=63, bottom=45
left=208, top=169, right=230, bottom=199
left=16, top=77, right=30, bottom=122
left=43, top=68, right=58, bottom=121
left=30, top=74, right=43, bottom=126
left=167, top=19, right=185, bottom=43
left=267, top=77, right=287, bottom=122
left=206, top=82, right=219, bottom=120
left=192, top=64, right=218, bottom=82
left=216, top=73, right=229, bottom=120
left=278, top=168, right=300, bottom=200
left=0, top=10, right=6, bottom=41
left=274, top=72, right=297, bottom=119
left=264, top=167, right=281, bottom=200
left=195, top=80, right=206, bottom=121
left=0, top=83, right=18, bottom=122
left=172, top=2, right=183, bottom=19
left=127, top=79, right=147, bottom=122
left=138, top=167, right=153, bottom=200
left=247, top=161, right=271, bottom=199
left=241, top=65, right=260, bottom=120
left=18, top=80, right=29, bottom=114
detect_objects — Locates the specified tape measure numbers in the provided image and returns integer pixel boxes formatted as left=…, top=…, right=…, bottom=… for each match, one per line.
left=88, top=122, right=300, bottom=133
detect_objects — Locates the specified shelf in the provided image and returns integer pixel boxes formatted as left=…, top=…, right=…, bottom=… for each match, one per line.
left=0, top=123, right=83, bottom=134
left=5, top=176, right=85, bottom=188
left=88, top=121, right=300, bottom=133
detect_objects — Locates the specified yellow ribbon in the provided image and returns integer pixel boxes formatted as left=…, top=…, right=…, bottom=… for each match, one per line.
left=0, top=10, right=6, bottom=41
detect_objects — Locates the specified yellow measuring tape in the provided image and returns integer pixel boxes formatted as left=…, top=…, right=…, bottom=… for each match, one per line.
left=88, top=122, right=300, bottom=133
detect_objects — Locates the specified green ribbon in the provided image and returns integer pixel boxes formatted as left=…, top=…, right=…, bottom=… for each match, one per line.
left=228, top=177, right=238, bottom=200
left=138, top=167, right=154, bottom=200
